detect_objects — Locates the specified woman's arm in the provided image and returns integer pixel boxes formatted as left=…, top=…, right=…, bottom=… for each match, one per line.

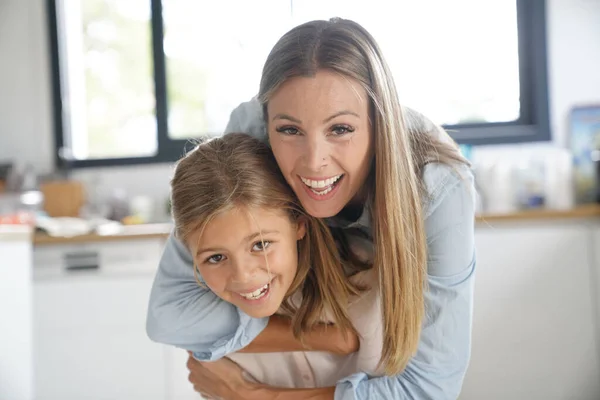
left=243, top=256, right=473, bottom=400
left=249, top=386, right=336, bottom=400
left=147, top=232, right=358, bottom=358
left=147, top=100, right=359, bottom=359
left=146, top=231, right=269, bottom=360
left=332, top=163, right=477, bottom=400
left=190, top=162, right=476, bottom=400
left=249, top=163, right=476, bottom=399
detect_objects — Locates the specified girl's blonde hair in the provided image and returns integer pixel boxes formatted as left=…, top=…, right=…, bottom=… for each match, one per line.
left=259, top=18, right=467, bottom=374
left=170, top=133, right=362, bottom=339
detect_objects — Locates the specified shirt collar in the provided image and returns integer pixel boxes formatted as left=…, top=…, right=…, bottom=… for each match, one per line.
left=325, top=195, right=372, bottom=230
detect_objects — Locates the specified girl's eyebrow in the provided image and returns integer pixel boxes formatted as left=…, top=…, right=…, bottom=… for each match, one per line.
left=195, top=246, right=225, bottom=257
left=243, top=230, right=280, bottom=243
left=196, top=230, right=280, bottom=256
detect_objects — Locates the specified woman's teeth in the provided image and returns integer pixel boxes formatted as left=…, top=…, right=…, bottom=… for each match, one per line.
left=300, top=175, right=343, bottom=195
left=239, top=283, right=269, bottom=300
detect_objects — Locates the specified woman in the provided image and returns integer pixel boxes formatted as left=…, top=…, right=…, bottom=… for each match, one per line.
left=170, top=133, right=385, bottom=397
left=147, top=17, right=476, bottom=399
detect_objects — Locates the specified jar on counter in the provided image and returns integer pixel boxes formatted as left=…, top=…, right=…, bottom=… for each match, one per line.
left=514, top=158, right=546, bottom=209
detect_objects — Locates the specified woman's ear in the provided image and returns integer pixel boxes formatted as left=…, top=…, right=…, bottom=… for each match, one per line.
left=296, top=217, right=307, bottom=240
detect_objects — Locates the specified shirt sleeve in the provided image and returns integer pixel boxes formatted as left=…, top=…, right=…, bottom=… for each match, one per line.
left=335, top=164, right=476, bottom=400
left=224, top=96, right=268, bottom=142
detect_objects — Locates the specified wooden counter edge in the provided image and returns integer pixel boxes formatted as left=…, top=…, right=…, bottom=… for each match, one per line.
left=31, top=205, right=600, bottom=245
left=34, top=223, right=172, bottom=245
left=476, top=204, right=600, bottom=223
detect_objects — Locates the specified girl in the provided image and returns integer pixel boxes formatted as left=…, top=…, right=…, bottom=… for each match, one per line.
left=170, top=133, right=384, bottom=394
left=147, top=17, right=476, bottom=400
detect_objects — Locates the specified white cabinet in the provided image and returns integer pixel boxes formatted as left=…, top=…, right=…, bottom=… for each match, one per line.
left=164, top=346, right=200, bottom=400
left=461, top=222, right=600, bottom=400
left=33, top=238, right=170, bottom=400
left=592, top=226, right=600, bottom=363
left=0, top=227, right=34, bottom=400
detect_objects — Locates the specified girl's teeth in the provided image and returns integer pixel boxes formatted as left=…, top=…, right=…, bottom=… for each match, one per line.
left=240, top=283, right=269, bottom=300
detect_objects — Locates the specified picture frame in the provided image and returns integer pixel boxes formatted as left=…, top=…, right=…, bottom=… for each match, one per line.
left=569, top=104, right=600, bottom=204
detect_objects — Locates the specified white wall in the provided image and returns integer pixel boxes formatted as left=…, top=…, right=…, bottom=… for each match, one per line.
left=0, top=0, right=54, bottom=172
left=1, top=0, right=599, bottom=200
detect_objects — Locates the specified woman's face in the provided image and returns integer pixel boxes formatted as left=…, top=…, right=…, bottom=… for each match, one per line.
left=267, top=69, right=374, bottom=218
left=186, top=206, right=305, bottom=318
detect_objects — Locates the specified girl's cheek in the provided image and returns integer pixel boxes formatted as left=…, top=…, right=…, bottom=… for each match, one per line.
left=198, top=268, right=227, bottom=293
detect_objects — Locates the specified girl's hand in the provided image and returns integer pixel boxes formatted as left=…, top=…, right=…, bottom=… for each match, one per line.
left=186, top=352, right=256, bottom=400
left=308, top=323, right=360, bottom=355
left=236, top=315, right=359, bottom=356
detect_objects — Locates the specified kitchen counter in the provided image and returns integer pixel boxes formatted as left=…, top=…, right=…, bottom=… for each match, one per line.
left=476, top=203, right=600, bottom=223
left=30, top=204, right=600, bottom=245
left=34, top=223, right=172, bottom=245
left=0, top=224, right=34, bottom=241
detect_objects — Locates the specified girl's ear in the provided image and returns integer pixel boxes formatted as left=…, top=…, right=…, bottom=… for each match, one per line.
left=296, top=216, right=307, bottom=240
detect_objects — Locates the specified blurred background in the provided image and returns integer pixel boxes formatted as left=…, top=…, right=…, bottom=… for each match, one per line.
left=1, top=0, right=599, bottom=399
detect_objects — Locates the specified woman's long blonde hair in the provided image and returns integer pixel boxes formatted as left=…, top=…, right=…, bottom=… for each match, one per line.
left=170, top=133, right=362, bottom=339
left=259, top=18, right=467, bottom=374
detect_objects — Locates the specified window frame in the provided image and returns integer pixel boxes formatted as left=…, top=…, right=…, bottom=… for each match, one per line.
left=46, top=0, right=550, bottom=168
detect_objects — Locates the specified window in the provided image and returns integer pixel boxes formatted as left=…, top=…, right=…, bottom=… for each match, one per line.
left=47, top=0, right=550, bottom=168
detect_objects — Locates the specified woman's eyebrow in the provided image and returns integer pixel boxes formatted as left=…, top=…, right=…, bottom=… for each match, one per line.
left=272, top=113, right=301, bottom=123
left=323, top=110, right=360, bottom=123
left=272, top=110, right=360, bottom=124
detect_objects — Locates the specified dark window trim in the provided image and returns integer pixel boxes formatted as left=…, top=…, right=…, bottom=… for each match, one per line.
left=449, top=0, right=550, bottom=145
left=46, top=0, right=190, bottom=169
left=47, top=0, right=550, bottom=168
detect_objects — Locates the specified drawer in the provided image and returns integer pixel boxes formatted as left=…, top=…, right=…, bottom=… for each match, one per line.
left=33, top=238, right=165, bottom=280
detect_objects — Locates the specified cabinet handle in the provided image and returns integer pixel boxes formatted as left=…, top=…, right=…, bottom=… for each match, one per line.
left=64, top=251, right=99, bottom=272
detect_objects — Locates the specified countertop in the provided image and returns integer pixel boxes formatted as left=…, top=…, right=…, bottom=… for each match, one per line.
left=33, top=223, right=172, bottom=245
left=0, top=225, right=33, bottom=241
left=476, top=203, right=600, bottom=223
left=31, top=204, right=600, bottom=245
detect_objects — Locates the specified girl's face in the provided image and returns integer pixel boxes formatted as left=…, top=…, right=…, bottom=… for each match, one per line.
left=267, top=69, right=374, bottom=218
left=186, top=206, right=305, bottom=318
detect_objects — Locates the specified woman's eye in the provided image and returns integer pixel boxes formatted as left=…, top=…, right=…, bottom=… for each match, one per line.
left=206, top=254, right=225, bottom=264
left=276, top=126, right=300, bottom=136
left=252, top=240, right=271, bottom=252
left=331, top=125, right=354, bottom=135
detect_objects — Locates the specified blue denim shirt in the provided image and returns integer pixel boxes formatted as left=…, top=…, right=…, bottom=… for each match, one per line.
left=146, top=99, right=476, bottom=400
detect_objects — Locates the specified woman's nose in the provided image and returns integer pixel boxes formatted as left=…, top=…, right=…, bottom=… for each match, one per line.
left=304, top=134, right=329, bottom=171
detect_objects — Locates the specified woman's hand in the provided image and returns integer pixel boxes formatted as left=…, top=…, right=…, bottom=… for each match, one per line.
left=186, top=352, right=335, bottom=400
left=186, top=352, right=257, bottom=400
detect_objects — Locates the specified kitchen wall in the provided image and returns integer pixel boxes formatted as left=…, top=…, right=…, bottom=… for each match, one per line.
left=1, top=0, right=599, bottom=204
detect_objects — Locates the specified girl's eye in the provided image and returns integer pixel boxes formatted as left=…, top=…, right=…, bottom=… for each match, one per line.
left=331, top=124, right=355, bottom=135
left=252, top=240, right=271, bottom=252
left=206, top=254, right=225, bottom=264
left=275, top=126, right=300, bottom=136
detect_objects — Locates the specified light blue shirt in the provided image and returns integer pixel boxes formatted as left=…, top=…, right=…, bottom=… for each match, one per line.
left=146, top=99, right=476, bottom=400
